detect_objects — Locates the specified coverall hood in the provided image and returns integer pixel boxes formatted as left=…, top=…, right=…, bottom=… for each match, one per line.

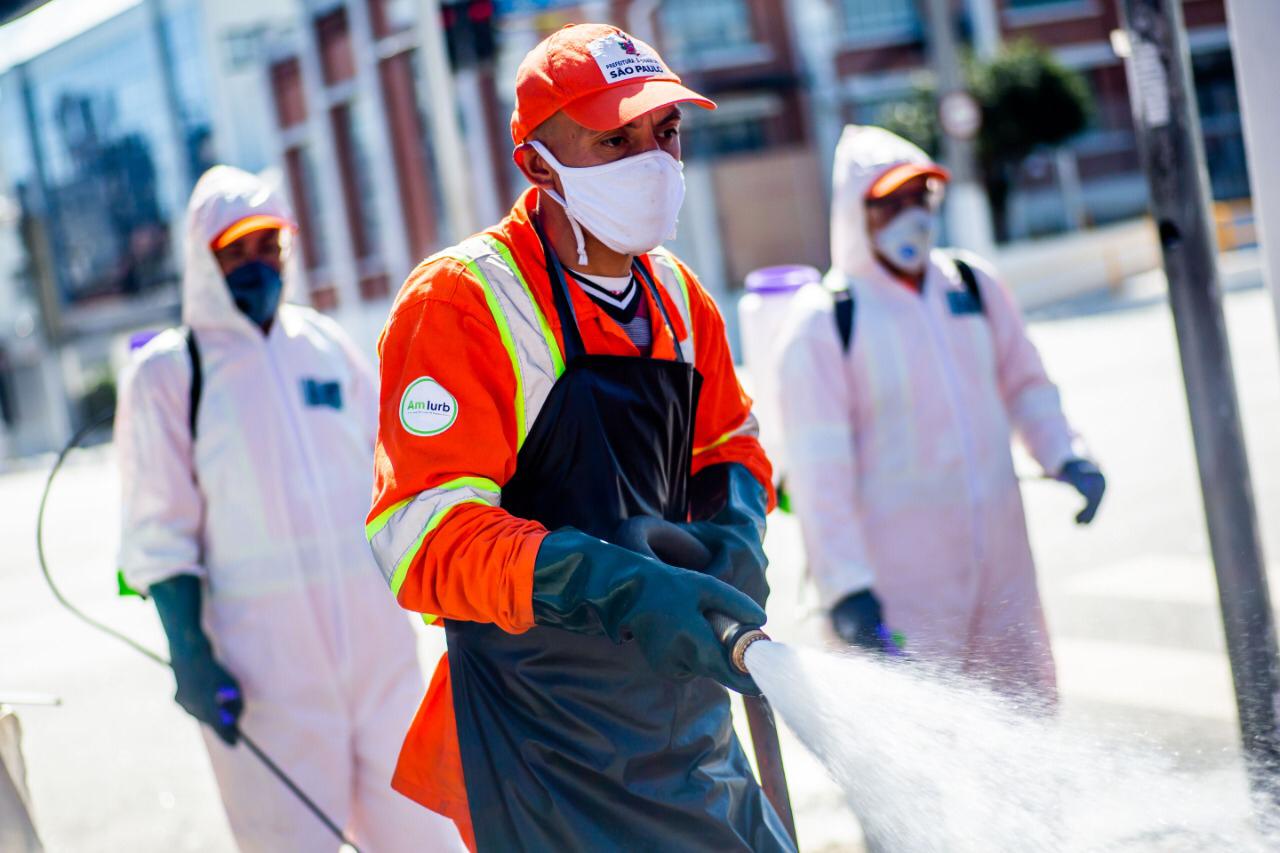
left=182, top=165, right=303, bottom=334
left=830, top=125, right=941, bottom=279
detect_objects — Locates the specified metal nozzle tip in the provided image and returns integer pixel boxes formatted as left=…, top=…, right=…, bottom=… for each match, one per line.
left=731, top=628, right=770, bottom=674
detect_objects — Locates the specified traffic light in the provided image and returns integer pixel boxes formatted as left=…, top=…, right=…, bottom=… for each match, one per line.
left=441, top=0, right=496, bottom=69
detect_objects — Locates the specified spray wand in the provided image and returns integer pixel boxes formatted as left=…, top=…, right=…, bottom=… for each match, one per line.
left=35, top=411, right=363, bottom=853
left=706, top=612, right=799, bottom=845
left=611, top=517, right=798, bottom=843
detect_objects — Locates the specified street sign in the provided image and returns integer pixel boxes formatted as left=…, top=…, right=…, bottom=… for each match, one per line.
left=939, top=90, right=982, bottom=140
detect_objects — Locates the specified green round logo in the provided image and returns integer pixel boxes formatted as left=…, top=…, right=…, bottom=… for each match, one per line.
left=399, top=377, right=458, bottom=437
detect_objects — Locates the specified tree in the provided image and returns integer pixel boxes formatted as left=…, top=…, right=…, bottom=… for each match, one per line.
left=879, top=40, right=1094, bottom=240
left=972, top=40, right=1093, bottom=238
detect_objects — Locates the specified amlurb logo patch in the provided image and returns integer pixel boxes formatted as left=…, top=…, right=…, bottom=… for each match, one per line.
left=588, top=31, right=664, bottom=85
left=399, top=377, right=457, bottom=436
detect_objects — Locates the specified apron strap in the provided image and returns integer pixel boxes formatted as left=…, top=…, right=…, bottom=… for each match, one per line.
left=634, top=258, right=687, bottom=365
left=533, top=217, right=588, bottom=363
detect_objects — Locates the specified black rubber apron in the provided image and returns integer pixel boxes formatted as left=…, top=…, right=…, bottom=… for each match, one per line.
left=445, top=233, right=792, bottom=852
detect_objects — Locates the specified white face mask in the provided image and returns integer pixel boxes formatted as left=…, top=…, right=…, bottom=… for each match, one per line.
left=872, top=206, right=936, bottom=274
left=529, top=140, right=685, bottom=266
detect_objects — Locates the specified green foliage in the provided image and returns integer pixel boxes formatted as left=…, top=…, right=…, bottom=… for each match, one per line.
left=878, top=87, right=941, bottom=159
left=878, top=40, right=1092, bottom=167
left=877, top=39, right=1094, bottom=238
left=970, top=39, right=1093, bottom=168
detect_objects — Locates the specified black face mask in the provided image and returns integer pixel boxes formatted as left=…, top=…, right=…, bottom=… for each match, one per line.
left=224, top=261, right=283, bottom=330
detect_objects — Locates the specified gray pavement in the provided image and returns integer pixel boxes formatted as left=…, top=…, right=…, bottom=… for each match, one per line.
left=2, top=269, right=1279, bottom=851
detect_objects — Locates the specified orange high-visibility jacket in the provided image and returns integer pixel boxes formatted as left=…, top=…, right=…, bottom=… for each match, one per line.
left=368, top=188, right=773, bottom=846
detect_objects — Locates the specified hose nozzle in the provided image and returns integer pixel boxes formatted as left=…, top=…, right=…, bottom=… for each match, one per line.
left=707, top=612, right=770, bottom=675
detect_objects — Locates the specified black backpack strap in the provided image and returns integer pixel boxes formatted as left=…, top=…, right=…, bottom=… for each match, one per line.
left=833, top=288, right=856, bottom=354
left=951, top=257, right=984, bottom=314
left=180, top=325, right=202, bottom=439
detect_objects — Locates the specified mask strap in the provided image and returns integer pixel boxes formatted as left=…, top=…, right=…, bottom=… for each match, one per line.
left=528, top=141, right=590, bottom=266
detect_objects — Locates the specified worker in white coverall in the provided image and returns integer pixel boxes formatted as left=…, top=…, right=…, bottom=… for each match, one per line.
left=116, top=166, right=462, bottom=851
left=777, top=126, right=1105, bottom=702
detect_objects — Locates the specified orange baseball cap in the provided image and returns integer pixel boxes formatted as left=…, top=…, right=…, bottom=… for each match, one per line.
left=210, top=213, right=295, bottom=250
left=866, top=163, right=952, bottom=200
left=510, top=23, right=715, bottom=144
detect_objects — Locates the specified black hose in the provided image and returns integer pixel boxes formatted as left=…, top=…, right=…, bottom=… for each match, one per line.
left=35, top=410, right=166, bottom=666
left=34, top=408, right=362, bottom=852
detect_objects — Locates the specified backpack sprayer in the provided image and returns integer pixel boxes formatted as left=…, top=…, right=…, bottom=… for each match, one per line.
left=35, top=409, right=362, bottom=853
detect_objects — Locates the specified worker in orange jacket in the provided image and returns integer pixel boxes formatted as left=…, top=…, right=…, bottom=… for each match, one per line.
left=367, top=22, right=793, bottom=852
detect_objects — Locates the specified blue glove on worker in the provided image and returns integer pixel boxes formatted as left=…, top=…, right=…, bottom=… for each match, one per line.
left=611, top=463, right=770, bottom=610
left=830, top=589, right=897, bottom=654
left=533, top=528, right=766, bottom=695
left=681, top=462, right=771, bottom=607
left=1056, top=458, right=1106, bottom=525
left=150, top=575, right=243, bottom=745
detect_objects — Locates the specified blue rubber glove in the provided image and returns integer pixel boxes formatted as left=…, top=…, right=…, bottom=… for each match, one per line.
left=150, top=575, right=243, bottom=745
left=831, top=590, right=896, bottom=654
left=680, top=463, right=771, bottom=608
left=1057, top=458, right=1106, bottom=525
left=534, top=528, right=766, bottom=696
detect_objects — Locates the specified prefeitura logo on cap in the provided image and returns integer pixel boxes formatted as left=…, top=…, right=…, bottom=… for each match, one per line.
left=399, top=377, right=458, bottom=436
left=589, top=30, right=665, bottom=84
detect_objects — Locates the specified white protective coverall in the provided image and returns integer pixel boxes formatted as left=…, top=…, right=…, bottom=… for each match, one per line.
left=777, top=126, right=1080, bottom=698
left=116, top=166, right=462, bottom=851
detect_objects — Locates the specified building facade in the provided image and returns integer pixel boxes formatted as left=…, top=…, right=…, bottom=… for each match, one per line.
left=793, top=0, right=1247, bottom=240
left=0, top=0, right=213, bottom=456
left=0, top=0, right=1253, bottom=457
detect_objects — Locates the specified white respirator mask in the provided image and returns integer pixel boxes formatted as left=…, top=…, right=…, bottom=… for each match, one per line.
left=872, top=207, right=937, bottom=274
left=528, top=140, right=685, bottom=266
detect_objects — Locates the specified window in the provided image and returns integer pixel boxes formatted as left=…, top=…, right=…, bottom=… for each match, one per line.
left=660, top=0, right=761, bottom=69
left=17, top=9, right=179, bottom=314
left=330, top=102, right=382, bottom=262
left=270, top=58, right=307, bottom=130
left=1193, top=49, right=1250, bottom=201
left=1002, top=0, right=1097, bottom=23
left=368, top=0, right=416, bottom=38
left=682, top=94, right=782, bottom=157
left=315, top=8, right=355, bottom=86
left=285, top=144, right=339, bottom=311
left=284, top=146, right=326, bottom=270
left=840, top=0, right=921, bottom=43
left=379, top=51, right=439, bottom=260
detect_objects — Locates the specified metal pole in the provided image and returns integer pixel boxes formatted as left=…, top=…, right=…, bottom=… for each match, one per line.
left=965, top=0, right=1002, bottom=60
left=921, top=0, right=995, bottom=257
left=144, top=0, right=193, bottom=202
left=1118, top=0, right=1280, bottom=806
left=415, top=0, right=478, bottom=240
left=1224, top=0, right=1280, bottom=360
left=785, top=0, right=843, bottom=192
left=452, top=66, right=503, bottom=226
